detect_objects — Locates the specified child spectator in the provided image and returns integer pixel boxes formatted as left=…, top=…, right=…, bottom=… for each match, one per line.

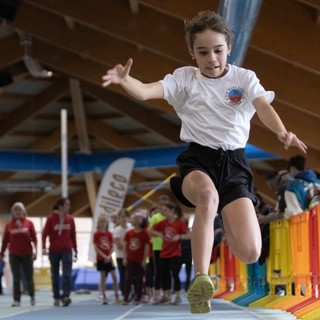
left=93, top=214, right=120, bottom=304
left=112, top=209, right=132, bottom=299
left=122, top=211, right=150, bottom=305
left=149, top=201, right=190, bottom=305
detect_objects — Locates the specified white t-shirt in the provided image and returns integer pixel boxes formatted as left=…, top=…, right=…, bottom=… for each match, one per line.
left=112, top=223, right=132, bottom=258
left=160, top=65, right=274, bottom=150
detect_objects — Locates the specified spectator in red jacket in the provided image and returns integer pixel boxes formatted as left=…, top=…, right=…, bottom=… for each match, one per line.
left=42, top=197, right=77, bottom=307
left=0, top=202, right=37, bottom=307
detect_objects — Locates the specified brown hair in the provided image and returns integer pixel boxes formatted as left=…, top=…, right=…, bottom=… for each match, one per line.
left=117, top=208, right=130, bottom=219
left=184, top=11, right=233, bottom=50
left=162, top=201, right=183, bottom=219
left=52, top=197, right=69, bottom=210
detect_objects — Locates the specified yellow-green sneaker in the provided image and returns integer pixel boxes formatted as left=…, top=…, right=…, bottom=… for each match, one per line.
left=187, top=273, right=214, bottom=314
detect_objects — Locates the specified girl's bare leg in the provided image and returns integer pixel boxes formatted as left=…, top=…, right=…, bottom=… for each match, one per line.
left=182, top=170, right=218, bottom=274
left=182, top=170, right=218, bottom=313
left=221, top=198, right=261, bottom=264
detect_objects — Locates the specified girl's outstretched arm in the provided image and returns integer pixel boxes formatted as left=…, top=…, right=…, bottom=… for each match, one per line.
left=253, top=96, right=307, bottom=154
left=102, top=58, right=164, bottom=101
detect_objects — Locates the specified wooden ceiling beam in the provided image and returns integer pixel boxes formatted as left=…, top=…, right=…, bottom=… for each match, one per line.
left=69, top=78, right=97, bottom=216
left=138, top=0, right=219, bottom=19
left=31, top=121, right=77, bottom=151
left=83, top=83, right=180, bottom=143
left=87, top=120, right=142, bottom=149
left=296, top=0, right=320, bottom=10
left=244, top=48, right=319, bottom=115
left=23, top=0, right=189, bottom=63
left=11, top=1, right=181, bottom=81
left=251, top=100, right=319, bottom=150
left=0, top=80, right=68, bottom=136
left=24, top=0, right=319, bottom=71
left=252, top=0, right=320, bottom=70
left=0, top=34, right=22, bottom=69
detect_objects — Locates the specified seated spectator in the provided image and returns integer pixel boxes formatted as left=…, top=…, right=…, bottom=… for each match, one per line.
left=265, top=170, right=293, bottom=222
left=284, top=168, right=320, bottom=219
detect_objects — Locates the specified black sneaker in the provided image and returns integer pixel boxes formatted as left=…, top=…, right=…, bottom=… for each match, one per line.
left=62, top=297, right=72, bottom=307
left=30, top=297, right=36, bottom=306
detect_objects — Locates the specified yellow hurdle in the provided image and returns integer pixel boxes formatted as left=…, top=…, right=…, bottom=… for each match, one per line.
left=249, top=219, right=293, bottom=307
left=34, top=267, right=52, bottom=291
left=270, top=211, right=311, bottom=310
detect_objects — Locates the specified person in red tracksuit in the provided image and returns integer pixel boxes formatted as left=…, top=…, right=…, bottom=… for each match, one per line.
left=122, top=211, right=150, bottom=305
left=149, top=201, right=190, bottom=305
left=42, top=197, right=77, bottom=307
left=0, top=202, right=37, bottom=307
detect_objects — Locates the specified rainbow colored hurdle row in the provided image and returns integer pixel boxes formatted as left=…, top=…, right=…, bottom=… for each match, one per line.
left=210, top=204, right=320, bottom=320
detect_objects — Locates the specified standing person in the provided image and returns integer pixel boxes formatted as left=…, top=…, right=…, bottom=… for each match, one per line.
left=149, top=201, right=190, bottom=305
left=93, top=213, right=120, bottom=304
left=102, top=10, right=307, bottom=314
left=42, top=197, right=77, bottom=307
left=0, top=202, right=37, bottom=306
left=149, top=196, right=168, bottom=304
left=122, top=211, right=150, bottom=305
left=181, top=217, right=192, bottom=292
left=112, top=209, right=132, bottom=299
left=0, top=259, right=4, bottom=295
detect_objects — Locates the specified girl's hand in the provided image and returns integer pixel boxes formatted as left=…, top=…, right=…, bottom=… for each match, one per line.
left=277, top=131, right=307, bottom=154
left=102, top=58, right=133, bottom=87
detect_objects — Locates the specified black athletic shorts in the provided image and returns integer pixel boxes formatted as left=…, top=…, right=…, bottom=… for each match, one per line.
left=96, top=260, right=115, bottom=273
left=170, top=142, right=256, bottom=213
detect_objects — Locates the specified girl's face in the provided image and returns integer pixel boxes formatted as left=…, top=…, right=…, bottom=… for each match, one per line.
left=131, top=214, right=140, bottom=227
left=161, top=205, right=174, bottom=219
left=60, top=200, right=71, bottom=214
left=98, top=218, right=107, bottom=229
left=12, top=206, right=25, bottom=218
left=119, top=212, right=127, bottom=223
left=191, top=29, right=230, bottom=79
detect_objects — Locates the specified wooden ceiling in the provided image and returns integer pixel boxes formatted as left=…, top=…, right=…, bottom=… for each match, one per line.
left=0, top=0, right=319, bottom=217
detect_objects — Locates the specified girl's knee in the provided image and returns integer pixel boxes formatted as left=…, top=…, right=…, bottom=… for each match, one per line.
left=196, top=188, right=219, bottom=209
left=238, top=245, right=261, bottom=264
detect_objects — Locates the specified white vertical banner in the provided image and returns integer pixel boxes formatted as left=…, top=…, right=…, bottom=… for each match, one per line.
left=61, top=109, right=68, bottom=197
left=88, top=157, right=135, bottom=262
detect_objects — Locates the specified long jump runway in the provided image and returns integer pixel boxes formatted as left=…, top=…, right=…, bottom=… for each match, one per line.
left=0, top=291, right=299, bottom=320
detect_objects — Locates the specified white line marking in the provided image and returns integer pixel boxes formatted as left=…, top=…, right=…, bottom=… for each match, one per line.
left=113, top=304, right=143, bottom=320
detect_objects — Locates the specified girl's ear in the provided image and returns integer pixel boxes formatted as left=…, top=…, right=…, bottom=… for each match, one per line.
left=188, top=47, right=195, bottom=60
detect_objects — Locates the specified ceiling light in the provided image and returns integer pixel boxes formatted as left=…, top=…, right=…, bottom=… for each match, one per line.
left=21, top=35, right=53, bottom=78
left=0, top=180, right=55, bottom=193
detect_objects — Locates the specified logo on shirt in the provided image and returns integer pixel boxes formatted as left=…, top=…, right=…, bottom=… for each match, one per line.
left=100, top=237, right=111, bottom=251
left=129, top=237, right=141, bottom=251
left=225, top=86, right=243, bottom=106
left=164, top=227, right=176, bottom=242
